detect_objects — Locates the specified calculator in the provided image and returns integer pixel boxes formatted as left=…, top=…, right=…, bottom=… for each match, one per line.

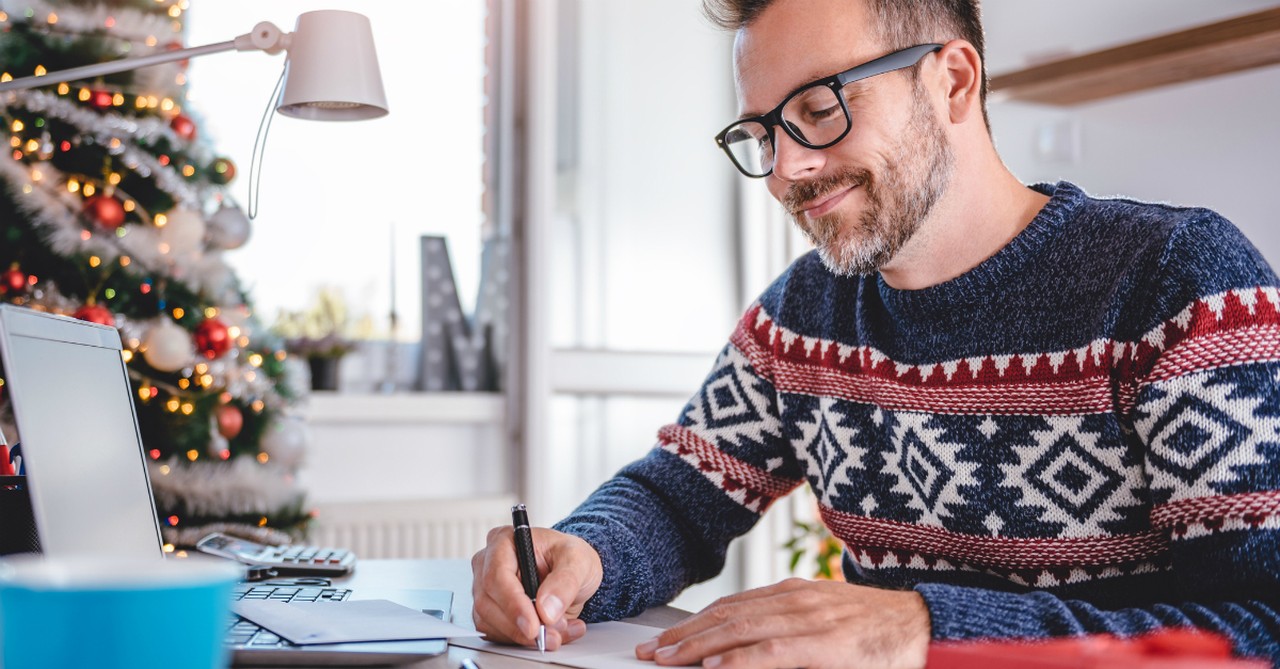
left=195, top=532, right=356, bottom=576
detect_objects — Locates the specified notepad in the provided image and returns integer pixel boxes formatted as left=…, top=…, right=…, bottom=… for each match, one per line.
left=449, top=621, right=661, bottom=669
left=234, top=599, right=483, bottom=645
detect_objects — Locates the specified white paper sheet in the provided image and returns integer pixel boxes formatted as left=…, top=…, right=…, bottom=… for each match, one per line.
left=449, top=621, right=662, bottom=669
left=234, top=599, right=483, bottom=645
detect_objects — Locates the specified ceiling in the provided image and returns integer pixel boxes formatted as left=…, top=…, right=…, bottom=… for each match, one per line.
left=981, top=0, right=1280, bottom=74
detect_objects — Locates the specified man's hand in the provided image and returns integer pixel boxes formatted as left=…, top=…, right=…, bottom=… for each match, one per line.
left=635, top=578, right=930, bottom=669
left=471, top=526, right=603, bottom=650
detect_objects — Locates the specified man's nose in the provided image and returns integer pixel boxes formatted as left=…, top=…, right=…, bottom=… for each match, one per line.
left=769, top=126, right=825, bottom=182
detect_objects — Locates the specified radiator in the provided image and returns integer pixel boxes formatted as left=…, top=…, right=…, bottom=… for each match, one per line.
left=306, top=495, right=515, bottom=559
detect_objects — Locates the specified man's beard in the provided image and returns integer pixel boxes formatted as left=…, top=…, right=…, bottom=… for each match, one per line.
left=783, top=84, right=956, bottom=277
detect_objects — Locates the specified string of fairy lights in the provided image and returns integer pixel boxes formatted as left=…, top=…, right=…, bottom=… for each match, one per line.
left=0, top=0, right=309, bottom=533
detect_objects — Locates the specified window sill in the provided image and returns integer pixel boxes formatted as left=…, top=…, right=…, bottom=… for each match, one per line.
left=303, top=391, right=505, bottom=425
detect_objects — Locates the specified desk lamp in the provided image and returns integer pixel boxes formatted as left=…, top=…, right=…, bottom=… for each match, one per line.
left=0, top=9, right=389, bottom=120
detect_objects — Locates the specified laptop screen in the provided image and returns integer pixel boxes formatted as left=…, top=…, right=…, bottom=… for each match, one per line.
left=0, top=305, right=164, bottom=560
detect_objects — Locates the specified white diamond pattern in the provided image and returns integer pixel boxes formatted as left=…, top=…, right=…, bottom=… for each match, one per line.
left=793, top=397, right=865, bottom=507
left=1135, top=370, right=1280, bottom=503
left=883, top=412, right=979, bottom=527
left=682, top=346, right=783, bottom=449
left=1001, top=416, right=1144, bottom=537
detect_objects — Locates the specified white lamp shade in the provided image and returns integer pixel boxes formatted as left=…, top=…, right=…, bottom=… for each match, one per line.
left=276, top=10, right=389, bottom=121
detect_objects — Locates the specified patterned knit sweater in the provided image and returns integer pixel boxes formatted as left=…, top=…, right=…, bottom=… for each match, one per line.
left=553, top=181, right=1280, bottom=663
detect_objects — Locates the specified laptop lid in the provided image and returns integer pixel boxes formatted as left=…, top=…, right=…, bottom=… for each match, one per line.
left=0, top=304, right=165, bottom=560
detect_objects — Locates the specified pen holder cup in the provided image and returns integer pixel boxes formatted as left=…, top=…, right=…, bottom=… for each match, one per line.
left=0, top=476, right=40, bottom=556
left=0, top=555, right=241, bottom=669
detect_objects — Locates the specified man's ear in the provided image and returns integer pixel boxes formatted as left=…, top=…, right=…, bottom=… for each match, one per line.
left=935, top=39, right=983, bottom=125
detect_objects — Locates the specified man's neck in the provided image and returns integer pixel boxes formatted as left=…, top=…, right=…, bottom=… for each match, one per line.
left=878, top=155, right=1050, bottom=291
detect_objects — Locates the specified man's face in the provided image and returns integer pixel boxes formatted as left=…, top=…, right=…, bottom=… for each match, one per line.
left=734, top=0, right=955, bottom=276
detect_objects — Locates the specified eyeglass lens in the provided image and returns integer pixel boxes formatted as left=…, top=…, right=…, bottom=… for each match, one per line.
left=723, top=83, right=847, bottom=177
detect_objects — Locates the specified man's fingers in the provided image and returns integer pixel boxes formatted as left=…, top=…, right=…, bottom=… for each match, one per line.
left=704, top=637, right=817, bottom=669
left=649, top=611, right=813, bottom=665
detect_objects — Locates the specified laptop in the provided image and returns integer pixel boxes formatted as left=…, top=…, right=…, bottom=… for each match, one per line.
left=0, top=304, right=452, bottom=666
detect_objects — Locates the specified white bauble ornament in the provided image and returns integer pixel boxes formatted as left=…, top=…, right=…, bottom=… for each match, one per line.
left=260, top=415, right=308, bottom=469
left=142, top=318, right=193, bottom=372
left=206, top=204, right=251, bottom=250
left=160, top=207, right=206, bottom=256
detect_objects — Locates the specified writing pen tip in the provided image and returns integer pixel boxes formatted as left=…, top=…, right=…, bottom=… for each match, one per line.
left=538, top=624, right=547, bottom=654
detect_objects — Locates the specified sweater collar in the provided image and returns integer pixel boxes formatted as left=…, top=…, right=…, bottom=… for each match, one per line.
left=874, top=181, right=1085, bottom=322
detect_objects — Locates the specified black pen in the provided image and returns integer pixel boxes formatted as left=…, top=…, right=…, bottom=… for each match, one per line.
left=511, top=503, right=546, bottom=654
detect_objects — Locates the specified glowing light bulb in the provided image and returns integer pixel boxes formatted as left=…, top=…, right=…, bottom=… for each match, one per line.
left=119, top=256, right=131, bottom=267
left=66, top=179, right=79, bottom=192
left=46, top=12, right=57, bottom=24
left=256, top=453, right=270, bottom=464
left=107, top=172, right=121, bottom=185
left=57, top=82, right=69, bottom=95
left=123, top=200, right=135, bottom=212
left=11, top=120, right=23, bottom=132
left=88, top=256, right=101, bottom=268
left=248, top=354, right=263, bottom=367
left=121, top=350, right=133, bottom=362
left=83, top=183, right=96, bottom=196
left=33, top=65, right=45, bottom=76
left=172, top=307, right=185, bottom=320
left=78, top=88, right=90, bottom=101
left=204, top=307, right=217, bottom=318
left=103, top=288, right=116, bottom=299
left=154, top=213, right=168, bottom=227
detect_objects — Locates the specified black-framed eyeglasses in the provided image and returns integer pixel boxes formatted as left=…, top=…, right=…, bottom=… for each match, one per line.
left=714, top=43, right=942, bottom=178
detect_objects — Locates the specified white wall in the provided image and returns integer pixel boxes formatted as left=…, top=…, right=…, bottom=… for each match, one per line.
left=991, top=65, right=1280, bottom=265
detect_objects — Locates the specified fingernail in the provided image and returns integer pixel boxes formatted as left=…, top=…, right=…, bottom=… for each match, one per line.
left=655, top=646, right=678, bottom=661
left=636, top=638, right=658, bottom=655
left=705, top=655, right=722, bottom=668
left=544, top=595, right=564, bottom=621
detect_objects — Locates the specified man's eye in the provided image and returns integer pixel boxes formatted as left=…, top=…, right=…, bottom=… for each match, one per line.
left=806, top=105, right=841, bottom=121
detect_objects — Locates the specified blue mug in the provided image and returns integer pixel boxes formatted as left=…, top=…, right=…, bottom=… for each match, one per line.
left=0, top=555, right=241, bottom=669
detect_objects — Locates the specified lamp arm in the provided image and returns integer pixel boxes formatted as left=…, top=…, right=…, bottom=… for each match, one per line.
left=0, top=21, right=290, bottom=94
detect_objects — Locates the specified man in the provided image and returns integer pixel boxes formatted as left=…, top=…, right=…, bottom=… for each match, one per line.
left=471, top=0, right=1280, bottom=666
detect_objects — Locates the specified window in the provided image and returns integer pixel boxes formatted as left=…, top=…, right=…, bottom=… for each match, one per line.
left=186, top=2, right=486, bottom=341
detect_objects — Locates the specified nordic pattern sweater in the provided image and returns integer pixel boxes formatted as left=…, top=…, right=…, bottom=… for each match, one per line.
left=553, top=181, right=1280, bottom=663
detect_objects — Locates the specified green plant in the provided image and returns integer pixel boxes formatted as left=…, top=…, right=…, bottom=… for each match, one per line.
left=783, top=519, right=846, bottom=580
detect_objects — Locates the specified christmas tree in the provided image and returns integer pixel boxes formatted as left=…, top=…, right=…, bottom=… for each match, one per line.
left=0, top=0, right=310, bottom=547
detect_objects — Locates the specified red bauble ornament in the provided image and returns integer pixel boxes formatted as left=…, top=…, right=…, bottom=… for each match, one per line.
left=194, top=317, right=232, bottom=359
left=210, top=157, right=237, bottom=185
left=215, top=404, right=244, bottom=440
left=89, top=90, right=115, bottom=109
left=73, top=303, right=116, bottom=327
left=2, top=265, right=27, bottom=294
left=83, top=194, right=126, bottom=229
left=170, top=113, right=197, bottom=142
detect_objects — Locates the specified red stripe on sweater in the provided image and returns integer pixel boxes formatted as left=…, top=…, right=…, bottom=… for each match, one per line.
left=819, top=505, right=1168, bottom=570
left=657, top=424, right=802, bottom=503
left=732, top=289, right=1280, bottom=416
left=1151, top=489, right=1280, bottom=529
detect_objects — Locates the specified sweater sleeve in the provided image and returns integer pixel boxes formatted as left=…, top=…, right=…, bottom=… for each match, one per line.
left=920, top=213, right=1280, bottom=664
left=554, top=303, right=806, bottom=621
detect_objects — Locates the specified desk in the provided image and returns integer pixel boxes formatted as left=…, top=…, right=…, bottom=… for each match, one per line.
left=332, top=559, right=686, bottom=669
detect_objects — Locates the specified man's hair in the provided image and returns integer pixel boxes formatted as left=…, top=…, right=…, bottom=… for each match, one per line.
left=705, top=0, right=988, bottom=124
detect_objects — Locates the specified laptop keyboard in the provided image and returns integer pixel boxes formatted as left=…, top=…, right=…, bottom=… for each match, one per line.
left=228, top=583, right=352, bottom=648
